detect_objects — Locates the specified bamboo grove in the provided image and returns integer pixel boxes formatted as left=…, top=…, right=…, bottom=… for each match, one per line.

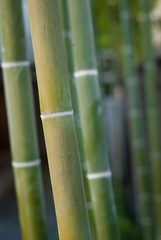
left=1, top=0, right=161, bottom=239
left=119, top=0, right=154, bottom=239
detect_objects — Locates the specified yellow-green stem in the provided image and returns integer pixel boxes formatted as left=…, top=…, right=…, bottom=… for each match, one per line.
left=27, top=0, right=92, bottom=239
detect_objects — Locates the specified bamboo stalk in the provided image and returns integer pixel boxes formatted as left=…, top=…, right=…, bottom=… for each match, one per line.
left=140, top=0, right=161, bottom=238
left=59, top=1, right=97, bottom=239
left=0, top=1, right=47, bottom=239
left=67, top=0, right=119, bottom=239
left=26, top=0, right=92, bottom=239
left=119, top=1, right=154, bottom=239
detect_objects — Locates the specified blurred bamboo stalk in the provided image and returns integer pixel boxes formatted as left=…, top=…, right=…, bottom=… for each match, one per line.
left=59, top=0, right=97, bottom=239
left=119, top=0, right=154, bottom=239
left=27, top=0, right=92, bottom=239
left=0, top=0, right=47, bottom=239
left=140, top=0, right=161, bottom=238
left=67, top=0, right=119, bottom=239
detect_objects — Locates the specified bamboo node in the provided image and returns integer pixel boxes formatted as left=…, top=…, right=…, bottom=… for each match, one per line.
left=87, top=170, right=112, bottom=180
left=41, top=110, right=73, bottom=120
left=74, top=69, right=98, bottom=78
left=12, top=159, right=41, bottom=168
left=1, top=61, right=30, bottom=69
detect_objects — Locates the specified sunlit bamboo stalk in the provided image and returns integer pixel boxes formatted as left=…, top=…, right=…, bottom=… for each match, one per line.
left=27, top=0, right=92, bottom=239
left=67, top=0, right=119, bottom=239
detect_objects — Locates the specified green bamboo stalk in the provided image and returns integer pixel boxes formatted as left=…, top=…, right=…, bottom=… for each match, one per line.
left=0, top=1, right=47, bottom=239
left=67, top=0, right=119, bottom=239
left=26, top=0, right=92, bottom=239
left=119, top=1, right=154, bottom=239
left=59, top=1, right=97, bottom=239
left=140, top=0, right=161, bottom=238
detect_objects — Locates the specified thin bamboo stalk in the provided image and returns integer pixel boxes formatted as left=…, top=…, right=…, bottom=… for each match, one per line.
left=0, top=1, right=47, bottom=239
left=119, top=1, right=154, bottom=239
left=67, top=0, right=119, bottom=239
left=26, top=0, right=92, bottom=239
left=59, top=1, right=97, bottom=239
left=140, top=0, right=161, bottom=238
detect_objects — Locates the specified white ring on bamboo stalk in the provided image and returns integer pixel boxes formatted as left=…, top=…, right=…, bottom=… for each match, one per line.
left=74, top=69, right=98, bottom=78
left=120, top=10, right=129, bottom=20
left=87, top=170, right=112, bottom=180
left=1, top=61, right=30, bottom=69
left=12, top=159, right=41, bottom=168
left=41, top=110, right=73, bottom=120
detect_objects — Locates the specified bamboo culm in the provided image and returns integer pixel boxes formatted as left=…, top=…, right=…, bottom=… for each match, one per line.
left=27, top=0, right=92, bottom=239
left=59, top=0, right=97, bottom=239
left=0, top=0, right=47, bottom=239
left=119, top=0, right=154, bottom=239
left=67, top=0, right=120, bottom=239
left=140, top=0, right=161, bottom=238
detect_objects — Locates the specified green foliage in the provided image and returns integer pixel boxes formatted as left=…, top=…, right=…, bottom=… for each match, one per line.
left=92, top=0, right=121, bottom=52
left=118, top=216, right=141, bottom=240
left=91, top=0, right=157, bottom=58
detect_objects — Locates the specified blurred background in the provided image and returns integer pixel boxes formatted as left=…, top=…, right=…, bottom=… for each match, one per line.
left=1, top=0, right=161, bottom=239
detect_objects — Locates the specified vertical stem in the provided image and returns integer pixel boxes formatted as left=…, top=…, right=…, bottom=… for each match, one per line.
left=0, top=0, right=47, bottom=240
left=67, top=0, right=119, bottom=239
left=140, top=0, right=161, bottom=238
left=119, top=1, right=154, bottom=239
left=59, top=0, right=97, bottom=238
left=27, top=0, right=92, bottom=239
